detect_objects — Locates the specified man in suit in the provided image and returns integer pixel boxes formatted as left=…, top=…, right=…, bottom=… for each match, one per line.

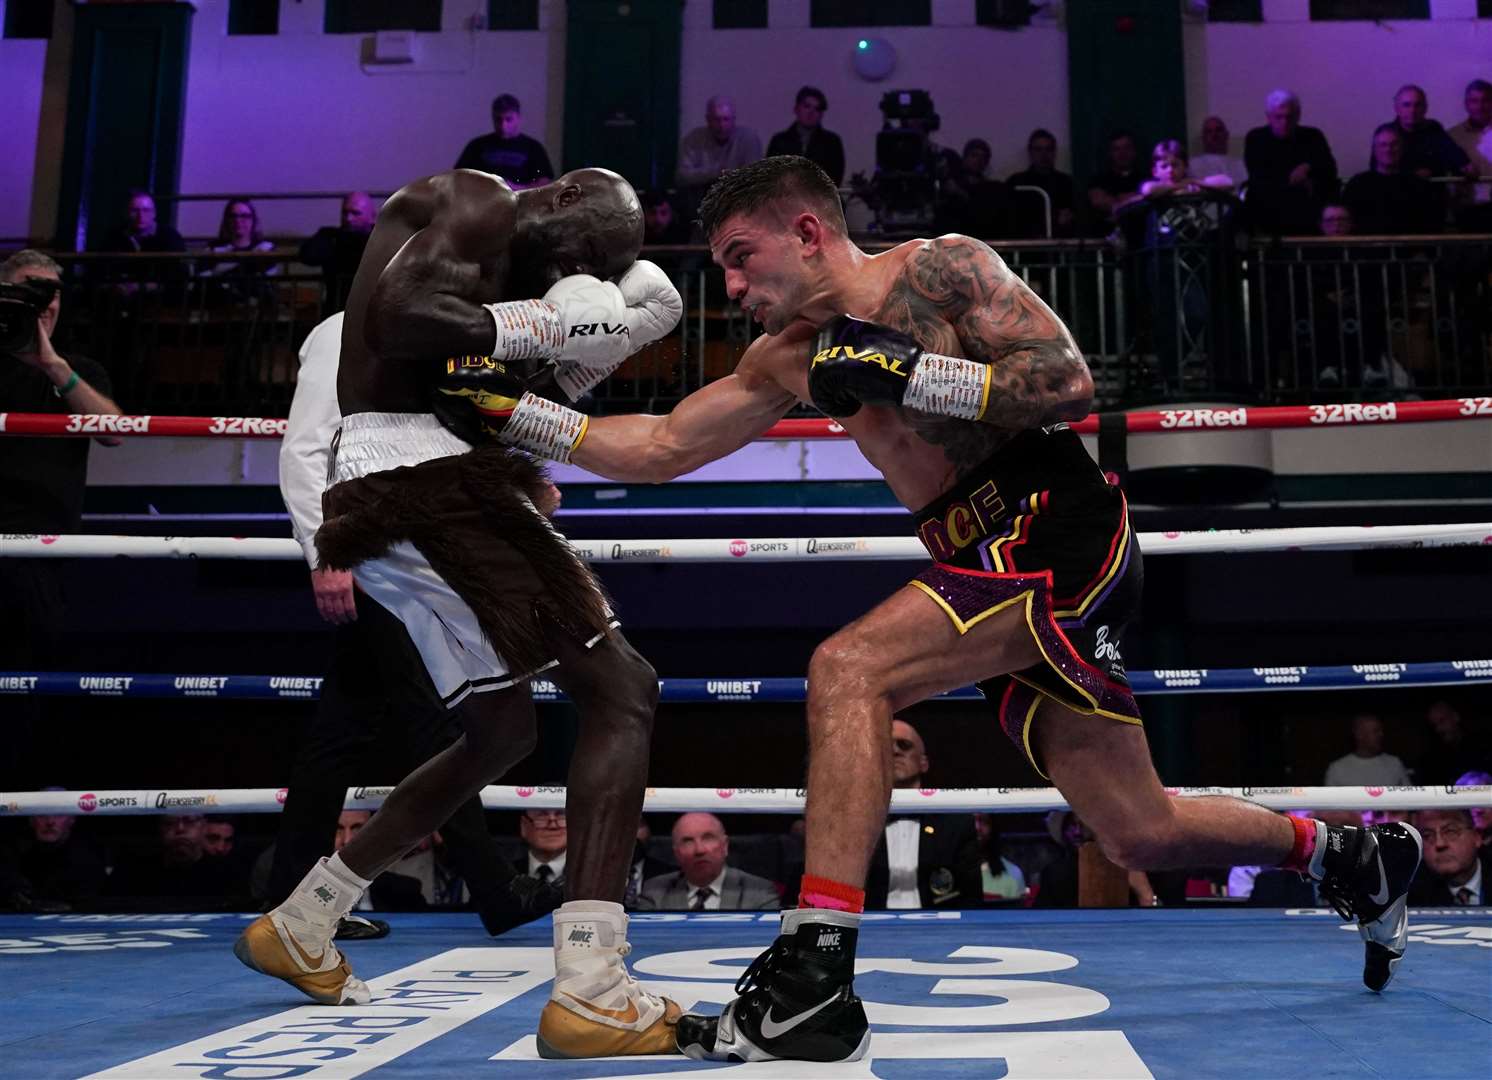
left=864, top=717, right=982, bottom=908
left=1409, top=809, right=1488, bottom=906
left=514, top=809, right=569, bottom=887
left=636, top=813, right=781, bottom=911
left=766, top=86, right=845, bottom=187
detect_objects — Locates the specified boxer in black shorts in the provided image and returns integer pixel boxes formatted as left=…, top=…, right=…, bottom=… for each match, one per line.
left=909, top=424, right=1142, bottom=774
left=484, top=156, right=1422, bottom=1064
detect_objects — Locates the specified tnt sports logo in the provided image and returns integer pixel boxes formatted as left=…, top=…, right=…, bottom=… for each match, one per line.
left=1366, top=787, right=1385, bottom=798
left=516, top=787, right=535, bottom=798
left=275, top=788, right=289, bottom=805
left=1164, top=787, right=1181, bottom=797
left=729, top=540, right=748, bottom=558
left=918, top=788, right=938, bottom=798
left=78, top=793, right=97, bottom=813
left=716, top=789, right=735, bottom=799
left=40, top=535, right=58, bottom=545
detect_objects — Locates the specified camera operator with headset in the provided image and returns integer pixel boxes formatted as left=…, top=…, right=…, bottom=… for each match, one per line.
left=0, top=249, right=122, bottom=792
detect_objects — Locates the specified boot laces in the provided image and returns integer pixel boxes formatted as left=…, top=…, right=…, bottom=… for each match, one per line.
left=733, top=936, right=793, bottom=997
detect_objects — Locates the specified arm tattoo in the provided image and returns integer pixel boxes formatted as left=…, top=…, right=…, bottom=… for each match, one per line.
left=874, top=236, right=1093, bottom=473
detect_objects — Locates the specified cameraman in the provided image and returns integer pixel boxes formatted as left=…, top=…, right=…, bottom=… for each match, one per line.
left=0, top=250, right=122, bottom=789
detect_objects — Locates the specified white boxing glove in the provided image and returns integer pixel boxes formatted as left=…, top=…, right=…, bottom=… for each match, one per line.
left=618, top=259, right=683, bottom=355
left=483, top=274, right=631, bottom=400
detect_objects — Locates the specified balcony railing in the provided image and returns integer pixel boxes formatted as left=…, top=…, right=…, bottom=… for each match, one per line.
left=23, top=234, right=1492, bottom=419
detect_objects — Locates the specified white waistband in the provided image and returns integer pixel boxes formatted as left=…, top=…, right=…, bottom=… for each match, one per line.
left=334, top=413, right=472, bottom=482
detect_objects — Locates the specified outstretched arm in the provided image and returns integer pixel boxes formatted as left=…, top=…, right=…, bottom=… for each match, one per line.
left=573, top=344, right=797, bottom=483
left=905, top=235, right=1093, bottom=427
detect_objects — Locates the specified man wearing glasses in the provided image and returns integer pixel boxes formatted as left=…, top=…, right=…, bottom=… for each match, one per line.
left=1410, top=810, right=1488, bottom=906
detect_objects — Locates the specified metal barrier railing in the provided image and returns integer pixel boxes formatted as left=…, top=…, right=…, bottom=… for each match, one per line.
left=24, top=236, right=1492, bottom=418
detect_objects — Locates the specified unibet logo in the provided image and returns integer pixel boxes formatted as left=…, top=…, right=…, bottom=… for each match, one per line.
left=815, top=931, right=842, bottom=948
left=568, top=928, right=594, bottom=944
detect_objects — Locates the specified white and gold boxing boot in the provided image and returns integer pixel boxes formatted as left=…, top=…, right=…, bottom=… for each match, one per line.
left=234, top=854, right=373, bottom=1005
left=536, top=901, right=680, bottom=1058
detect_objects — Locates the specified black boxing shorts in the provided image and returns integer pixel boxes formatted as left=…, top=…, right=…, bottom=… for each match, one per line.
left=908, top=425, right=1144, bottom=776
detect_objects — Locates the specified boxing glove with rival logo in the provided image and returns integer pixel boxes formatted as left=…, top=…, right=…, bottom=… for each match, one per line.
left=808, top=314, right=991, bottom=422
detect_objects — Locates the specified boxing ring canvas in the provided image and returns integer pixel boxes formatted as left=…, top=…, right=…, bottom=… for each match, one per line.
left=2, top=908, right=1487, bottom=1079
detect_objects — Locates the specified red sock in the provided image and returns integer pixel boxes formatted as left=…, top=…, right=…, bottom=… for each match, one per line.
left=1279, top=816, right=1319, bottom=872
left=799, top=874, right=865, bottom=913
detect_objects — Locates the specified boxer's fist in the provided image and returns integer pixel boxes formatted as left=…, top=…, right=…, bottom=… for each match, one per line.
left=430, top=353, right=527, bottom=444
left=540, top=274, right=632, bottom=399
left=808, top=315, right=925, bottom=418
left=618, top=260, right=682, bottom=350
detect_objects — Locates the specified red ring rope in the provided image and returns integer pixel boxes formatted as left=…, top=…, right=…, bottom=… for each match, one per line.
left=1, top=396, right=1489, bottom=441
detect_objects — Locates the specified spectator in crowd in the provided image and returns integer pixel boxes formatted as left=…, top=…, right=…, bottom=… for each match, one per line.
left=1454, top=770, right=1492, bottom=842
left=455, top=93, right=554, bottom=189
left=1324, top=713, right=1413, bottom=787
left=1343, top=124, right=1444, bottom=235
left=1416, top=700, right=1490, bottom=783
left=641, top=189, right=691, bottom=245
left=864, top=718, right=982, bottom=909
left=199, top=198, right=280, bottom=290
left=1448, top=79, right=1492, bottom=177
left=973, top=812, right=1026, bottom=903
left=516, top=809, right=568, bottom=886
left=1086, top=131, right=1145, bottom=234
left=1320, top=202, right=1354, bottom=236
left=1, top=798, right=108, bottom=912
left=298, top=191, right=378, bottom=314
left=1139, top=140, right=1236, bottom=198
left=1035, top=809, right=1161, bottom=907
left=1382, top=84, right=1473, bottom=179
left=1191, top=115, right=1248, bottom=189
left=108, top=815, right=248, bottom=909
left=99, top=189, right=186, bottom=255
left=1007, top=128, right=1076, bottom=236
left=765, top=85, right=845, bottom=186
left=0, top=251, right=122, bottom=789
left=939, top=139, right=1011, bottom=238
left=1409, top=809, right=1488, bottom=906
left=677, top=95, right=762, bottom=222
left=202, top=817, right=235, bottom=858
left=1244, top=89, right=1339, bottom=235
left=635, top=813, right=781, bottom=911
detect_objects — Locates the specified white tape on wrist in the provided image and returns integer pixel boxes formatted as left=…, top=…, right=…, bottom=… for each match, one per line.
left=486, top=300, right=565, bottom=363
left=902, top=353, right=991, bottom=421
left=499, top=393, right=589, bottom=463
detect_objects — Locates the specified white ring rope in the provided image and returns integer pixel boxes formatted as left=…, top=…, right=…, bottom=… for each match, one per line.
left=2, top=522, right=1490, bottom=563
left=7, top=784, right=1487, bottom=817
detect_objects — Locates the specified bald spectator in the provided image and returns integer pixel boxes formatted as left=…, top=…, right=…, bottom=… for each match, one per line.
left=766, top=85, right=845, bottom=186
left=677, top=95, right=762, bottom=222
left=1381, top=84, right=1473, bottom=179
left=864, top=717, right=981, bottom=909
left=1409, top=809, right=1488, bottom=906
left=1007, top=128, right=1076, bottom=236
left=1244, top=89, right=1339, bottom=235
left=1191, top=116, right=1247, bottom=189
left=1343, top=124, right=1444, bottom=235
left=298, top=191, right=378, bottom=313
left=455, top=94, right=553, bottom=189
left=1324, top=714, right=1412, bottom=787
left=636, top=813, right=781, bottom=911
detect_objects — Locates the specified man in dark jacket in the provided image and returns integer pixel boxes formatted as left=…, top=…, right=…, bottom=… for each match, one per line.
left=766, top=86, right=845, bottom=186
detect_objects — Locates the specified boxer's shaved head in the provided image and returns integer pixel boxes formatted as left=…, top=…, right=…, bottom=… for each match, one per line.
left=514, top=167, right=644, bottom=291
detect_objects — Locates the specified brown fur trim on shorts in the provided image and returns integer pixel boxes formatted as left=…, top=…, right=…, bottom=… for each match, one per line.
left=315, top=446, right=612, bottom=676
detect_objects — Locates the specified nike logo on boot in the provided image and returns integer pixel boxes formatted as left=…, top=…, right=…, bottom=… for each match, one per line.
left=758, top=993, right=839, bottom=1040
left=561, top=992, right=640, bottom=1025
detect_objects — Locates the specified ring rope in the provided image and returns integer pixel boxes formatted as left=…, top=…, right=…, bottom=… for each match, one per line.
left=3, top=523, right=1489, bottom=563
left=5, top=784, right=1487, bottom=817
left=2, top=397, right=1490, bottom=442
left=6, top=661, right=1490, bottom=701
